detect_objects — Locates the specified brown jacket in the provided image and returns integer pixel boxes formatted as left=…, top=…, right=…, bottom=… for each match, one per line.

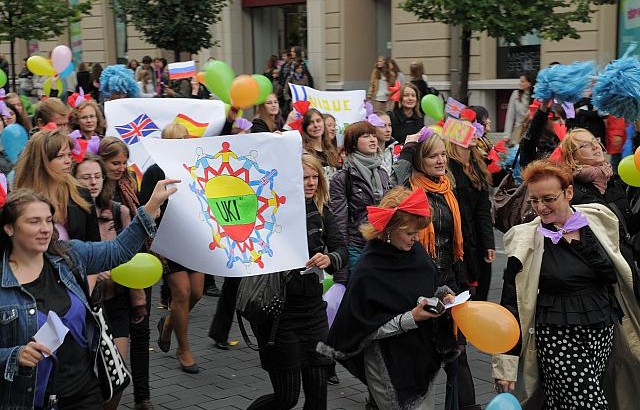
left=492, top=203, right=640, bottom=410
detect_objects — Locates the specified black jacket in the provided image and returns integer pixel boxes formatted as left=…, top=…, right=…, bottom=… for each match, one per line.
left=520, top=108, right=560, bottom=167
left=67, top=187, right=100, bottom=242
left=388, top=108, right=424, bottom=145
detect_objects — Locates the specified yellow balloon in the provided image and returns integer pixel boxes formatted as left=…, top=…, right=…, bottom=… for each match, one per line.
left=428, top=125, right=443, bottom=135
left=111, top=253, right=163, bottom=289
left=452, top=301, right=520, bottom=354
left=27, top=56, right=55, bottom=77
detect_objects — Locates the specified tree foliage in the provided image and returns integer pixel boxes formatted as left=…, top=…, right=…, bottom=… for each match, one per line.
left=399, top=0, right=612, bottom=102
left=114, top=0, right=230, bottom=59
left=400, top=0, right=613, bottom=44
left=0, top=0, right=91, bottom=43
left=0, top=0, right=91, bottom=90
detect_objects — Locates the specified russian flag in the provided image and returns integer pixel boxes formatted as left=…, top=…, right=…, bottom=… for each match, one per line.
left=168, top=61, right=197, bottom=80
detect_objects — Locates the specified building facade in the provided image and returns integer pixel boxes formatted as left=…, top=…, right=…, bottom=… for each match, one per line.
left=1, top=0, right=620, bottom=130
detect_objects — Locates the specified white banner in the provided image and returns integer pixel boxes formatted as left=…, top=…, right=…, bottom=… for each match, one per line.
left=288, top=84, right=366, bottom=146
left=141, top=132, right=309, bottom=277
left=104, top=98, right=227, bottom=172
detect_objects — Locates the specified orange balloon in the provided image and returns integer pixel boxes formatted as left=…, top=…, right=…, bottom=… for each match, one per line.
left=451, top=301, right=520, bottom=354
left=196, top=71, right=206, bottom=85
left=634, top=146, right=640, bottom=172
left=229, top=75, right=260, bottom=109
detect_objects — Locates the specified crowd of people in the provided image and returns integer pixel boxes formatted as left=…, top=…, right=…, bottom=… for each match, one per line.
left=0, top=50, right=639, bottom=410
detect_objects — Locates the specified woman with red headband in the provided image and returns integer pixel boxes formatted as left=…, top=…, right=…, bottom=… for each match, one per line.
left=319, top=186, right=456, bottom=410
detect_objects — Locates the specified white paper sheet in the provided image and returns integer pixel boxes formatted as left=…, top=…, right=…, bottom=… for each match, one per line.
left=445, top=290, right=471, bottom=310
left=33, top=311, right=69, bottom=357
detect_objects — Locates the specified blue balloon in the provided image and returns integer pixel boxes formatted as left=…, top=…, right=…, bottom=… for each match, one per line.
left=486, top=393, right=522, bottom=410
left=60, top=62, right=75, bottom=79
left=2, top=124, right=29, bottom=163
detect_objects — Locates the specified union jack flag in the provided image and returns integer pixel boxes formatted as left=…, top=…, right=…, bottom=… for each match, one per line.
left=114, top=114, right=160, bottom=144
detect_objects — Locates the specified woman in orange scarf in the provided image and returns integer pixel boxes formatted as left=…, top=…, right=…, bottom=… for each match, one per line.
left=391, top=132, right=481, bottom=410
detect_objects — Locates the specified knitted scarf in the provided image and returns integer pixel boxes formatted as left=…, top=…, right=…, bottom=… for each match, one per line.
left=118, top=178, right=140, bottom=216
left=409, top=172, right=464, bottom=262
left=574, top=162, right=613, bottom=195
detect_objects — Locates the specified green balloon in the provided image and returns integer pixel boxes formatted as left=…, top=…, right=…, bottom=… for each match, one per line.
left=618, top=155, right=640, bottom=187
left=252, top=74, right=273, bottom=105
left=421, top=94, right=444, bottom=121
left=111, top=253, right=163, bottom=289
left=322, top=274, right=334, bottom=294
left=0, top=69, right=6, bottom=88
left=204, top=61, right=236, bottom=104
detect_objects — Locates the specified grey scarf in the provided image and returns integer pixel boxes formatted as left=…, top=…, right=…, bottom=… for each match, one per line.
left=350, top=151, right=384, bottom=201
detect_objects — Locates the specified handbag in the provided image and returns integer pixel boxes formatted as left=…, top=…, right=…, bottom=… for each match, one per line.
left=65, top=254, right=132, bottom=403
left=236, top=270, right=291, bottom=350
left=492, top=148, right=536, bottom=233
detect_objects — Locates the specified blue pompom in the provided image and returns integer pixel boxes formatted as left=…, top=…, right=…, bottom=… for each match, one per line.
left=99, top=65, right=140, bottom=98
left=533, top=61, right=597, bottom=103
left=592, top=57, right=640, bottom=122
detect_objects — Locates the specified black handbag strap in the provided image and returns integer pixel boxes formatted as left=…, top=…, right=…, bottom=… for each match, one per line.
left=507, top=146, right=521, bottom=172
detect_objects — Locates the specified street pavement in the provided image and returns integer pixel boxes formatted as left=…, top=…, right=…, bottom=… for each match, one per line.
left=119, top=232, right=508, bottom=410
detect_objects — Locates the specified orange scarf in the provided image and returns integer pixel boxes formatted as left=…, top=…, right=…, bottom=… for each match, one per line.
left=409, top=172, right=464, bottom=262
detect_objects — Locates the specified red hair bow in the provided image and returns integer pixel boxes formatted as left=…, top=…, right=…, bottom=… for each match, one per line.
left=367, top=189, right=430, bottom=232
left=287, top=100, right=312, bottom=132
left=388, top=81, right=401, bottom=102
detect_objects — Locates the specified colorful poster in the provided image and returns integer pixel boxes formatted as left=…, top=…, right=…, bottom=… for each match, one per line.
left=442, top=117, right=475, bottom=148
left=619, top=0, right=640, bottom=57
left=288, top=84, right=366, bottom=146
left=445, top=97, right=466, bottom=118
left=104, top=98, right=227, bottom=172
left=141, top=132, right=309, bottom=277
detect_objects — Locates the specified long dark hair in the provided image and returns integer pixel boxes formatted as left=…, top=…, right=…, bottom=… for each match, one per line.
left=0, top=189, right=68, bottom=257
left=518, top=71, right=536, bottom=101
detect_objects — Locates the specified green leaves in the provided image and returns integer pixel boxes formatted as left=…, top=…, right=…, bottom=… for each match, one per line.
left=0, top=0, right=92, bottom=42
left=113, top=0, right=230, bottom=55
left=400, top=0, right=602, bottom=45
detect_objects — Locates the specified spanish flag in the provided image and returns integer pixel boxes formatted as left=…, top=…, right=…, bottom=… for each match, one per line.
left=174, top=113, right=209, bottom=138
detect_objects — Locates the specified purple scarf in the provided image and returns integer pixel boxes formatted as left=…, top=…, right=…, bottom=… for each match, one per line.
left=537, top=211, right=589, bottom=244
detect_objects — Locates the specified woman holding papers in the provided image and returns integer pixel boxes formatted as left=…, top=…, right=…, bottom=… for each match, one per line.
left=247, top=154, right=347, bottom=410
left=494, top=160, right=640, bottom=409
left=0, top=181, right=175, bottom=410
left=391, top=132, right=481, bottom=410
left=318, top=187, right=456, bottom=410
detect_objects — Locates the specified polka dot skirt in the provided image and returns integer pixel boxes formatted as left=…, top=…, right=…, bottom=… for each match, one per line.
left=536, top=323, right=614, bottom=409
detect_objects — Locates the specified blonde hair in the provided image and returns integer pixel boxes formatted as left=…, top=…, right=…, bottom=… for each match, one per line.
left=14, top=130, right=92, bottom=221
left=360, top=186, right=431, bottom=240
left=445, top=140, right=492, bottom=191
left=69, top=100, right=106, bottom=136
left=254, top=93, right=281, bottom=132
left=302, top=154, right=329, bottom=214
left=161, top=123, right=188, bottom=139
left=560, top=128, right=605, bottom=172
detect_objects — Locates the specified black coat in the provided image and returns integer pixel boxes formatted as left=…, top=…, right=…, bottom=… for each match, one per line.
left=448, top=160, right=494, bottom=282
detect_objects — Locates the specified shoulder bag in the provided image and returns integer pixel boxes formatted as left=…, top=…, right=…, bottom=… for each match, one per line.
left=492, top=148, right=536, bottom=233
left=236, top=270, right=291, bottom=351
left=65, top=253, right=131, bottom=403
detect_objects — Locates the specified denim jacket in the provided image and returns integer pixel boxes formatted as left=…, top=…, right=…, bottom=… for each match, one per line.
left=0, top=207, right=156, bottom=410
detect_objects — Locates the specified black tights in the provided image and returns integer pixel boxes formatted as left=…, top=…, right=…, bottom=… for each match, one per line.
left=247, top=366, right=328, bottom=410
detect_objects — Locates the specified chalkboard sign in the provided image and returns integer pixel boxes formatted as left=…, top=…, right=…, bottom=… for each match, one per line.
left=497, top=45, right=541, bottom=79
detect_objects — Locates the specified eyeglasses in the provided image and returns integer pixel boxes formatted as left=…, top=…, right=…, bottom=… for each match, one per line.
left=574, top=138, right=601, bottom=151
left=79, top=114, right=97, bottom=121
left=77, top=174, right=104, bottom=182
left=526, top=189, right=565, bottom=206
